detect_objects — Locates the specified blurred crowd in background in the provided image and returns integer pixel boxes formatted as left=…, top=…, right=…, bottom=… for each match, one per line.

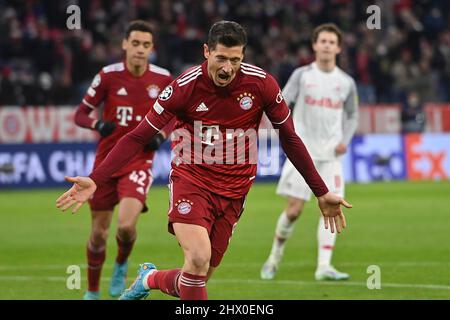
left=0, top=0, right=449, bottom=130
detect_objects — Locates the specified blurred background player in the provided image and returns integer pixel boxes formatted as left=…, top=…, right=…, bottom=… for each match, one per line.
left=73, top=20, right=173, bottom=299
left=261, top=23, right=359, bottom=281
left=57, top=20, right=351, bottom=301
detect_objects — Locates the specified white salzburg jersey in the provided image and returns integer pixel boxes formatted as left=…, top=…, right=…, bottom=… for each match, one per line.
left=282, top=62, right=359, bottom=160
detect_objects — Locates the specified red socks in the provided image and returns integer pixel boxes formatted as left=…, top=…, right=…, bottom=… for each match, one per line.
left=179, top=272, right=208, bottom=300
left=86, top=243, right=106, bottom=292
left=115, top=235, right=135, bottom=264
left=146, top=270, right=207, bottom=300
left=147, top=268, right=181, bottom=297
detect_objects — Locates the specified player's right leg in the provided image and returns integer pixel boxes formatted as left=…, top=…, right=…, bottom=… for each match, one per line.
left=173, top=222, right=211, bottom=299
left=314, top=159, right=349, bottom=281
left=84, top=209, right=114, bottom=300
left=119, top=223, right=210, bottom=300
left=120, top=173, right=211, bottom=300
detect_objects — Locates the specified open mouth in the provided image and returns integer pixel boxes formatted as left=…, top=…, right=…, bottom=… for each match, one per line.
left=217, top=73, right=231, bottom=84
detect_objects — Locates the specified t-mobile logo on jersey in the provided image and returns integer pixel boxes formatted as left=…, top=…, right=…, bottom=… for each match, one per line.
left=116, top=106, right=133, bottom=126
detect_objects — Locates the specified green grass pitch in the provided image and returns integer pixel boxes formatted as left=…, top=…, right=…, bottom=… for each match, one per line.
left=1, top=181, right=449, bottom=300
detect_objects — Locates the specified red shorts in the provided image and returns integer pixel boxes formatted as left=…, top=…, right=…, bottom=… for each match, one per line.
left=89, top=169, right=153, bottom=213
left=168, top=173, right=246, bottom=268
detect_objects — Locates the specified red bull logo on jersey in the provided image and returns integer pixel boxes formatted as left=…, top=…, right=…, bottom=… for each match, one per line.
left=305, top=95, right=343, bottom=110
left=237, top=92, right=255, bottom=110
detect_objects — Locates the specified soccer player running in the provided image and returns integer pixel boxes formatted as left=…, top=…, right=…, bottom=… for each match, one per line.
left=73, top=20, right=173, bottom=299
left=261, top=23, right=359, bottom=281
left=57, top=21, right=351, bottom=300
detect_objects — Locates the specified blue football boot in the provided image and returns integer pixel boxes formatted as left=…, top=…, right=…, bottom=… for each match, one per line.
left=118, top=263, right=156, bottom=300
left=83, top=291, right=100, bottom=300
left=109, top=261, right=128, bottom=297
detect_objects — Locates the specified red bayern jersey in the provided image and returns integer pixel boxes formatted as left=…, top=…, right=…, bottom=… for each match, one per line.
left=145, top=61, right=290, bottom=199
left=81, top=61, right=172, bottom=177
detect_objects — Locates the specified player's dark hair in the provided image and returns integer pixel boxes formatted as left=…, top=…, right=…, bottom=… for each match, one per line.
left=312, top=23, right=342, bottom=46
left=125, top=20, right=154, bottom=39
left=207, top=20, right=247, bottom=51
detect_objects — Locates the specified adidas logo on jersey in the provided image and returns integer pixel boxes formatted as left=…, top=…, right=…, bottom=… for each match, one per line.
left=196, top=102, right=209, bottom=112
left=117, top=87, right=128, bottom=96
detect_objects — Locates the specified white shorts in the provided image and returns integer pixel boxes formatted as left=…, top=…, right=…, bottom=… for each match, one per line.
left=276, top=158, right=344, bottom=201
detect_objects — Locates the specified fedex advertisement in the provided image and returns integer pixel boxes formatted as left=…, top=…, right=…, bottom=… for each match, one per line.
left=405, top=134, right=449, bottom=180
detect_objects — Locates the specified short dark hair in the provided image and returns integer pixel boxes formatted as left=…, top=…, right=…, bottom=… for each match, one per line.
left=125, top=20, right=154, bottom=39
left=312, top=23, right=342, bottom=46
left=207, top=20, right=247, bottom=50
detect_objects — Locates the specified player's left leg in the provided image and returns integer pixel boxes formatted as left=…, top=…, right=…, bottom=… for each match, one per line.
left=314, top=159, right=349, bottom=281
left=110, top=171, right=151, bottom=297
left=109, top=197, right=143, bottom=297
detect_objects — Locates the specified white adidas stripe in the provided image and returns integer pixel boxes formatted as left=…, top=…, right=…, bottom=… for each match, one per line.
left=180, top=279, right=205, bottom=285
left=180, top=276, right=206, bottom=287
left=241, top=64, right=266, bottom=76
left=180, top=281, right=206, bottom=287
left=177, top=69, right=202, bottom=84
left=180, top=276, right=205, bottom=284
left=241, top=63, right=265, bottom=73
left=178, top=71, right=202, bottom=86
left=240, top=69, right=266, bottom=78
left=177, top=66, right=201, bottom=82
left=149, top=64, right=171, bottom=76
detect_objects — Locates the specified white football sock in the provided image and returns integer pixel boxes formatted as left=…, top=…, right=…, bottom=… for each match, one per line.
left=269, top=211, right=295, bottom=264
left=317, top=216, right=337, bottom=269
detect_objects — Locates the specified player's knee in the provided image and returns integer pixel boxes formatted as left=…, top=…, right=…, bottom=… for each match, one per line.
left=117, top=224, right=136, bottom=240
left=90, top=228, right=109, bottom=246
left=186, top=251, right=211, bottom=272
left=286, top=201, right=303, bottom=220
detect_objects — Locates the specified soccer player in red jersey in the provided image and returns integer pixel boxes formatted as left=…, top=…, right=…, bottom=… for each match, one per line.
left=73, top=20, right=173, bottom=300
left=58, top=21, right=351, bottom=300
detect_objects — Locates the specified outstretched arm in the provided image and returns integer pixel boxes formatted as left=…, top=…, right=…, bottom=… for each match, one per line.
left=56, top=116, right=161, bottom=213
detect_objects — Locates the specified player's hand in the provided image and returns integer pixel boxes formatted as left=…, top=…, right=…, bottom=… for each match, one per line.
left=335, top=143, right=347, bottom=156
left=144, top=132, right=166, bottom=152
left=56, top=176, right=97, bottom=214
left=94, top=120, right=116, bottom=137
left=317, top=192, right=352, bottom=233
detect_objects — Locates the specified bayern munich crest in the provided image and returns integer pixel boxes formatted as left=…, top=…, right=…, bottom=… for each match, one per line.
left=147, top=85, right=160, bottom=99
left=237, top=92, right=255, bottom=110
left=175, top=199, right=194, bottom=215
